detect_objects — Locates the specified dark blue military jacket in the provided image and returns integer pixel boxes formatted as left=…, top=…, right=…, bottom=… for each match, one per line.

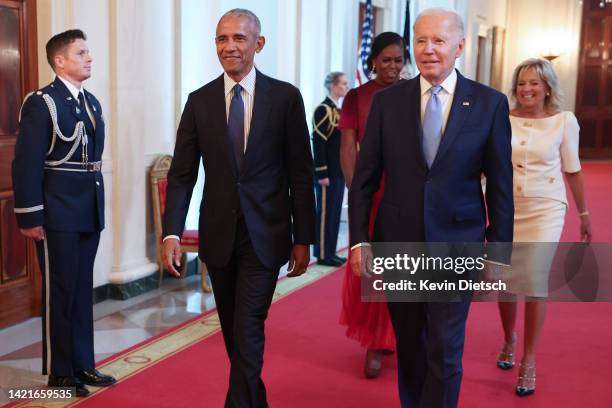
left=311, top=97, right=342, bottom=180
left=12, top=77, right=105, bottom=232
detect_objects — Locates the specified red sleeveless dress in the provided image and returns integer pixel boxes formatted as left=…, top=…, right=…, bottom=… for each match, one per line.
left=338, top=80, right=395, bottom=350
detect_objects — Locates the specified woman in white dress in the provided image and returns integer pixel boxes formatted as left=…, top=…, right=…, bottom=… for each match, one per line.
left=495, top=58, right=592, bottom=396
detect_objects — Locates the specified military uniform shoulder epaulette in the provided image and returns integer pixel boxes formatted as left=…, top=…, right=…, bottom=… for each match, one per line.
left=36, top=81, right=58, bottom=95
left=18, top=82, right=57, bottom=122
left=19, top=90, right=41, bottom=122
left=321, top=98, right=334, bottom=107
left=43, top=80, right=57, bottom=90
left=21, top=82, right=55, bottom=104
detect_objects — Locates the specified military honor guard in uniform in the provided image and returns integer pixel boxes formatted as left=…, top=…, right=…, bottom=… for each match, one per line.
left=312, top=72, right=349, bottom=267
left=12, top=29, right=116, bottom=396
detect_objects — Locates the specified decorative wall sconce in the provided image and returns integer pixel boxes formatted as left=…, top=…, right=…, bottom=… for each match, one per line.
left=600, top=0, right=612, bottom=8
left=536, top=29, right=569, bottom=62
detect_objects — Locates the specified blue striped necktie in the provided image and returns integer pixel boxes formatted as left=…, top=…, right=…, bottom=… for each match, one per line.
left=228, top=84, right=245, bottom=171
left=422, top=85, right=443, bottom=168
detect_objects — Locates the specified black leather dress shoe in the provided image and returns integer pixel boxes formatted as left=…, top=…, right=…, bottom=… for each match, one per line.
left=75, top=369, right=117, bottom=387
left=332, top=255, right=347, bottom=264
left=317, top=258, right=343, bottom=267
left=48, top=375, right=89, bottom=397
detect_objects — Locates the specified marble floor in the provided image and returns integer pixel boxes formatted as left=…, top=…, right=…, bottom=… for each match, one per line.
left=0, top=219, right=348, bottom=405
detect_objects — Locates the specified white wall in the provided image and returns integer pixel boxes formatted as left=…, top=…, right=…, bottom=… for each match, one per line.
left=503, top=0, right=582, bottom=111
left=298, top=0, right=330, bottom=119
left=330, top=0, right=359, bottom=84
left=178, top=0, right=219, bottom=231
left=143, top=0, right=177, bottom=163
left=275, top=0, right=299, bottom=84
left=457, top=0, right=507, bottom=81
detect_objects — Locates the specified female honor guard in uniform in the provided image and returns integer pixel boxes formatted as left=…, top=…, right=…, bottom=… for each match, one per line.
left=12, top=29, right=116, bottom=397
left=312, top=72, right=349, bottom=266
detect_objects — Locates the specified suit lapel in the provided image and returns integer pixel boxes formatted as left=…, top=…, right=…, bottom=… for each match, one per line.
left=83, top=90, right=104, bottom=158
left=408, top=78, right=428, bottom=172
left=84, top=91, right=101, bottom=129
left=431, top=71, right=473, bottom=169
left=209, top=75, right=238, bottom=178
left=242, top=70, right=271, bottom=176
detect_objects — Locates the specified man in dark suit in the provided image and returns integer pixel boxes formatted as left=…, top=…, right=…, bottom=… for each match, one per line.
left=12, top=29, right=116, bottom=397
left=349, top=8, right=513, bottom=408
left=162, top=9, right=315, bottom=408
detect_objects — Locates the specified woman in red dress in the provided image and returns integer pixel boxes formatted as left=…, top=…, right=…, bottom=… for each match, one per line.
left=339, top=32, right=406, bottom=378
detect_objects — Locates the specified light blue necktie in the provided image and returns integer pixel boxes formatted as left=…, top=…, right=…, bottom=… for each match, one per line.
left=228, top=84, right=245, bottom=171
left=422, top=85, right=443, bottom=168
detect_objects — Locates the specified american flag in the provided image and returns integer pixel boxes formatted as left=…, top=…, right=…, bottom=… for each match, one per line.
left=403, top=0, right=411, bottom=64
left=356, top=0, right=373, bottom=85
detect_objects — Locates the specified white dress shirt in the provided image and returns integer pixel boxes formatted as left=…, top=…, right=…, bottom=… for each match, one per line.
left=419, top=69, right=457, bottom=134
left=224, top=66, right=256, bottom=152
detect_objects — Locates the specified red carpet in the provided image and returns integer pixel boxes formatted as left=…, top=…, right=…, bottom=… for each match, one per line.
left=561, top=161, right=612, bottom=242
left=70, top=269, right=611, bottom=408
left=10, top=162, right=609, bottom=408
left=70, top=161, right=612, bottom=408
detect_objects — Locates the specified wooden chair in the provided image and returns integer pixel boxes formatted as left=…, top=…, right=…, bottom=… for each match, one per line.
left=150, top=155, right=212, bottom=292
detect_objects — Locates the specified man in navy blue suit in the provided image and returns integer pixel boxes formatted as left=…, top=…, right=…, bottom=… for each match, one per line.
left=349, top=8, right=513, bottom=408
left=162, top=9, right=315, bottom=408
left=12, top=30, right=116, bottom=397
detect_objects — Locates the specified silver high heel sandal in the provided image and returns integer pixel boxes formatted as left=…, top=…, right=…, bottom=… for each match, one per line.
left=516, top=361, right=536, bottom=396
left=496, top=333, right=517, bottom=369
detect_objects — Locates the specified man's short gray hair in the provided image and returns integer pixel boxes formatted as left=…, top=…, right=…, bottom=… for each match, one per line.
left=221, top=8, right=262, bottom=36
left=414, top=7, right=465, bottom=39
